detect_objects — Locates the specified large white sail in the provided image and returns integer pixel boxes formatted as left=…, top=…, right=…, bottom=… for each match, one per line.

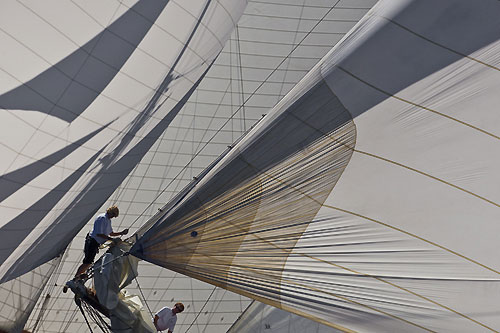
left=131, top=0, right=500, bottom=331
left=0, top=0, right=246, bottom=331
left=0, top=0, right=246, bottom=283
left=17, top=1, right=379, bottom=332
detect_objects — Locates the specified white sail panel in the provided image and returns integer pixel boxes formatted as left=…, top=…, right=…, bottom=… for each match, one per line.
left=132, top=0, right=500, bottom=331
left=0, top=256, right=62, bottom=333
left=227, top=301, right=340, bottom=333
left=0, top=0, right=246, bottom=282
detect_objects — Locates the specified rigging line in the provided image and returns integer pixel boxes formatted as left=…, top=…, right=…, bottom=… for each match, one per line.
left=82, top=301, right=111, bottom=333
left=202, top=74, right=306, bottom=84
left=230, top=33, right=235, bottom=141
left=220, top=49, right=322, bottom=61
left=228, top=37, right=334, bottom=47
left=202, top=287, right=229, bottom=332
left=276, top=0, right=306, bottom=101
left=379, top=15, right=500, bottom=73
left=151, top=74, right=215, bottom=196
left=31, top=294, right=51, bottom=332
left=229, top=0, right=342, bottom=110
left=226, top=300, right=254, bottom=332
left=60, top=306, right=79, bottom=333
left=237, top=25, right=346, bottom=34
left=337, top=66, right=500, bottom=141
left=113, top=121, right=179, bottom=228
left=29, top=254, right=66, bottom=331
left=192, top=88, right=200, bottom=181
left=188, top=269, right=202, bottom=333
left=229, top=157, right=498, bottom=331
left=90, top=251, right=128, bottom=273
left=243, top=12, right=362, bottom=23
left=184, top=285, right=218, bottom=333
left=82, top=302, right=101, bottom=332
left=129, top=256, right=154, bottom=319
left=77, top=300, right=95, bottom=333
left=156, top=271, right=181, bottom=310
left=54, top=250, right=82, bottom=333
left=248, top=0, right=368, bottom=9
left=235, top=25, right=246, bottom=132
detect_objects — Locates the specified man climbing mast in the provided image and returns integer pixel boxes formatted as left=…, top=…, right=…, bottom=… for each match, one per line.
left=74, top=205, right=129, bottom=279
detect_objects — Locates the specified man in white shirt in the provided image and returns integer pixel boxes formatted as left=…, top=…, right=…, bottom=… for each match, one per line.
left=154, top=302, right=184, bottom=332
left=74, top=205, right=128, bottom=279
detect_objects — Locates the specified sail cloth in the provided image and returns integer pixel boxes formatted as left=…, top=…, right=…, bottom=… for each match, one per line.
left=93, top=241, right=155, bottom=333
left=0, top=0, right=246, bottom=283
left=131, top=0, right=500, bottom=331
left=0, top=256, right=62, bottom=333
left=227, top=301, right=339, bottom=333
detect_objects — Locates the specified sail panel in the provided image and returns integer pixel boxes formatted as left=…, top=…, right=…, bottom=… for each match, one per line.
left=0, top=256, right=62, bottom=333
left=0, top=0, right=247, bottom=283
left=227, top=301, right=341, bottom=333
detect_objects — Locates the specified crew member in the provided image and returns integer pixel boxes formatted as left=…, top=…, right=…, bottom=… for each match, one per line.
left=74, top=205, right=128, bottom=279
left=154, top=302, right=185, bottom=332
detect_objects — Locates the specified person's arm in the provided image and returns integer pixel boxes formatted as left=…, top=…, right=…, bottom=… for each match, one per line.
left=96, top=233, right=113, bottom=241
left=154, top=315, right=159, bottom=330
left=110, top=229, right=128, bottom=237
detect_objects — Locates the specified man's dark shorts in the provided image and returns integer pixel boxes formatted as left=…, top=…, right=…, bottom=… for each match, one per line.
left=83, top=234, right=100, bottom=264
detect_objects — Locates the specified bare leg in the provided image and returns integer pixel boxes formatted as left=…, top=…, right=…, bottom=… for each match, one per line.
left=75, top=263, right=91, bottom=278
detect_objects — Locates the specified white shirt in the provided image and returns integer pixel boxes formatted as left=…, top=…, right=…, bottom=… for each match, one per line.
left=155, top=306, right=177, bottom=332
left=89, top=213, right=113, bottom=244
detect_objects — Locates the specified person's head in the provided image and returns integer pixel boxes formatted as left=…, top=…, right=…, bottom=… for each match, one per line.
left=106, top=206, right=119, bottom=218
left=173, top=302, right=184, bottom=314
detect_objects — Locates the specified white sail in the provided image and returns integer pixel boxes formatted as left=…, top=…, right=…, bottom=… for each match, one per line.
left=0, top=256, right=62, bottom=333
left=0, top=0, right=245, bottom=282
left=0, top=0, right=247, bottom=331
left=18, top=1, right=379, bottom=332
left=227, top=301, right=339, bottom=333
left=131, top=0, right=500, bottom=332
